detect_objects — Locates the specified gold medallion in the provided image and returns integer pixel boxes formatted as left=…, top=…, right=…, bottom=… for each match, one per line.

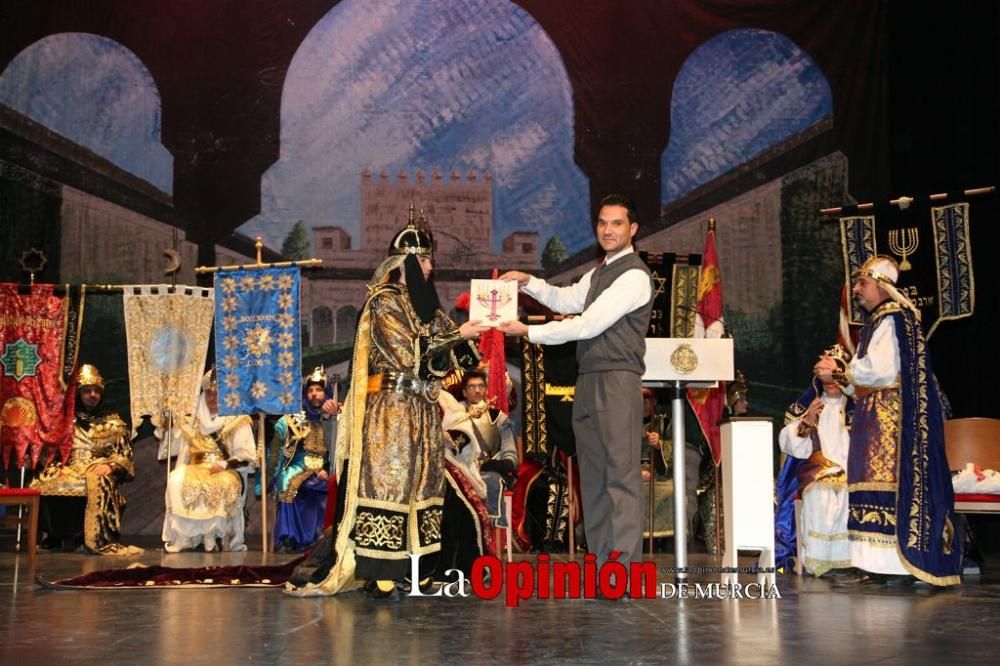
left=670, top=343, right=698, bottom=375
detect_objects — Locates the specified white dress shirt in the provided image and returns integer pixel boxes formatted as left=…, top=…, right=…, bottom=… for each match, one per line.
left=522, top=246, right=652, bottom=346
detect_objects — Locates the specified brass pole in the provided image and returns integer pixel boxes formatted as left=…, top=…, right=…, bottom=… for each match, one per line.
left=714, top=462, right=722, bottom=560
left=259, top=413, right=268, bottom=553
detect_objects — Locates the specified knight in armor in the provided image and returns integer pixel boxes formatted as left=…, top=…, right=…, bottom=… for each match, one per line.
left=437, top=369, right=518, bottom=576
left=33, top=364, right=142, bottom=555
left=269, top=366, right=339, bottom=553
left=162, top=369, right=256, bottom=553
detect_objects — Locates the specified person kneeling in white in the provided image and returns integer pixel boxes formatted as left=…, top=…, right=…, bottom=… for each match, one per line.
left=779, top=380, right=851, bottom=576
left=162, top=370, right=256, bottom=552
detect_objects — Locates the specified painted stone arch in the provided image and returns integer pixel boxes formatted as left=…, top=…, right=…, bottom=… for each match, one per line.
left=312, top=305, right=334, bottom=346
left=239, top=0, right=591, bottom=254
left=0, top=32, right=173, bottom=193
left=335, top=305, right=358, bottom=343
left=660, top=29, right=833, bottom=205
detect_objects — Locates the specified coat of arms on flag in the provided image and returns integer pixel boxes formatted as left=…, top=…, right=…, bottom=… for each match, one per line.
left=214, top=267, right=301, bottom=415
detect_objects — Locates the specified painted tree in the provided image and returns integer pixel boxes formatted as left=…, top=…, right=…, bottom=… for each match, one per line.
left=541, top=234, right=568, bottom=272
left=281, top=221, right=311, bottom=259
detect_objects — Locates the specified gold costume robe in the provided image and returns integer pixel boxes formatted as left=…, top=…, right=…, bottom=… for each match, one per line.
left=175, top=425, right=244, bottom=519
left=287, top=281, right=478, bottom=594
left=32, top=411, right=142, bottom=555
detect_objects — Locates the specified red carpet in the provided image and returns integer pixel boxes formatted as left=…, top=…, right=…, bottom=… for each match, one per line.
left=38, top=556, right=305, bottom=590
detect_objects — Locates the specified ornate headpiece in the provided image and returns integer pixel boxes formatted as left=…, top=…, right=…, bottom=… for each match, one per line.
left=201, top=368, right=217, bottom=393
left=853, top=254, right=919, bottom=317
left=306, top=366, right=328, bottom=388
left=77, top=364, right=105, bottom=390
left=822, top=343, right=853, bottom=373
left=388, top=202, right=434, bottom=257
left=726, top=370, right=748, bottom=408
left=853, top=255, right=899, bottom=286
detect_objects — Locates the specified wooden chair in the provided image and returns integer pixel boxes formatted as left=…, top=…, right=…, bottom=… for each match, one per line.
left=944, top=417, right=1000, bottom=513
left=0, top=487, right=40, bottom=569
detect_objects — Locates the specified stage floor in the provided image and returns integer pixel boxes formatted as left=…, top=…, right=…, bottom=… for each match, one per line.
left=2, top=543, right=998, bottom=665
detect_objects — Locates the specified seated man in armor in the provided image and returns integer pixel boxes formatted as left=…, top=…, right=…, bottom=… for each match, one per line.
left=269, top=366, right=339, bottom=553
left=162, top=369, right=256, bottom=552
left=438, top=369, right=518, bottom=576
left=33, top=364, right=142, bottom=555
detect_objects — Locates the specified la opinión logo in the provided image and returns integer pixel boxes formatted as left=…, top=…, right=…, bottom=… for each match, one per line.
left=407, top=553, right=781, bottom=606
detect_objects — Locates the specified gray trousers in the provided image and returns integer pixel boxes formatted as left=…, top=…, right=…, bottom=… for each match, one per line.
left=572, top=370, right=644, bottom=565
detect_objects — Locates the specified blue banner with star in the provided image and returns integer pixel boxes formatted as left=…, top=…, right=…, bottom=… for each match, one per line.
left=214, top=267, right=301, bottom=415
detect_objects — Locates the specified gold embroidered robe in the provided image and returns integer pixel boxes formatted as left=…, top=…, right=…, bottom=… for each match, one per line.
left=32, top=411, right=141, bottom=555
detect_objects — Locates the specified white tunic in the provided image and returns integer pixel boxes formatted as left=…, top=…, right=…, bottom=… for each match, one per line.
left=162, top=395, right=256, bottom=552
left=779, top=393, right=851, bottom=576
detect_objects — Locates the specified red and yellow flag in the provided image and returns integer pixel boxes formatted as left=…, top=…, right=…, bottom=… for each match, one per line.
left=687, top=220, right=726, bottom=465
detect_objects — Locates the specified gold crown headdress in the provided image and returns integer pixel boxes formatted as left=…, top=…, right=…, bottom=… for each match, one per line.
left=853, top=255, right=899, bottom=286
left=77, top=364, right=105, bottom=390
left=306, top=366, right=328, bottom=387
left=822, top=343, right=853, bottom=372
left=852, top=254, right=920, bottom=318
left=388, top=201, right=434, bottom=257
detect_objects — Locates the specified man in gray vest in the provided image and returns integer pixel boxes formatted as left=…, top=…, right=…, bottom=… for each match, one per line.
left=498, top=194, right=654, bottom=572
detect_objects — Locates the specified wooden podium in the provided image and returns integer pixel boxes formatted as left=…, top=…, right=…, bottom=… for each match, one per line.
left=643, top=337, right=733, bottom=581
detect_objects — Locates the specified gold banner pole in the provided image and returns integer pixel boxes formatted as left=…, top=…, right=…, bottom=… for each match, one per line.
left=258, top=413, right=268, bottom=554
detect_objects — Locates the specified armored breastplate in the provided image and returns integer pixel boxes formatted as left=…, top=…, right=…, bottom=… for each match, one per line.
left=285, top=414, right=327, bottom=468
left=69, top=414, right=126, bottom=463
left=465, top=404, right=502, bottom=462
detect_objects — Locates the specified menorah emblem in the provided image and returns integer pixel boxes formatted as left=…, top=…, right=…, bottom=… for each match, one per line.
left=888, top=227, right=919, bottom=271
left=475, top=286, right=512, bottom=322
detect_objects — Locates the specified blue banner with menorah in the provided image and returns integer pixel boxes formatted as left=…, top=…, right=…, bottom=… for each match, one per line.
left=839, top=201, right=974, bottom=338
left=214, top=267, right=301, bottom=415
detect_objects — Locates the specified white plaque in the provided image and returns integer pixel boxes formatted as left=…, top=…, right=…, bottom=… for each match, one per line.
left=469, top=279, right=518, bottom=326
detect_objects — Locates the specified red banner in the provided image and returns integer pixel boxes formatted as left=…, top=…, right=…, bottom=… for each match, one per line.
left=687, top=223, right=726, bottom=465
left=0, top=284, right=83, bottom=468
left=479, top=268, right=510, bottom=414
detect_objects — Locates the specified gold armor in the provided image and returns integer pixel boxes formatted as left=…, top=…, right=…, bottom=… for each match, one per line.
left=32, top=410, right=141, bottom=555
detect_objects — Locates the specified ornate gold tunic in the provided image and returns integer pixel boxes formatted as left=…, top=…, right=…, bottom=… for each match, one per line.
left=352, top=285, right=474, bottom=570
left=287, top=281, right=478, bottom=594
left=32, top=411, right=141, bottom=555
left=273, top=413, right=329, bottom=503
left=173, top=420, right=247, bottom=520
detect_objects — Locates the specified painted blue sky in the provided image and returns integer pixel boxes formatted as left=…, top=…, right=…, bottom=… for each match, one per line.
left=239, top=0, right=591, bottom=254
left=661, top=29, right=833, bottom=204
left=0, top=32, right=173, bottom=194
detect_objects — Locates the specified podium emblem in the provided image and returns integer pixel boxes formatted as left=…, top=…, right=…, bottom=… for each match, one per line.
left=670, top=343, right=698, bottom=374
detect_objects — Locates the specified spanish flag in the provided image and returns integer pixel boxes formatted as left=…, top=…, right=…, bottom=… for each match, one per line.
left=687, top=219, right=726, bottom=464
